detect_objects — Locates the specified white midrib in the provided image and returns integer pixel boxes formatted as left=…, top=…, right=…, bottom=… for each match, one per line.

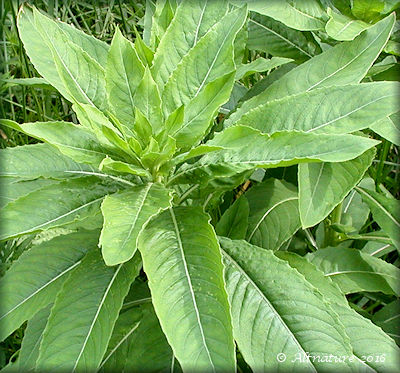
left=0, top=261, right=82, bottom=321
left=303, top=163, right=325, bottom=221
left=370, top=244, right=391, bottom=256
left=221, top=249, right=317, bottom=372
left=336, top=20, right=356, bottom=37
left=249, top=18, right=312, bottom=57
left=325, top=270, right=398, bottom=281
left=169, top=208, right=216, bottom=372
left=193, top=1, right=207, bottom=45
left=72, top=264, right=123, bottom=372
left=355, top=187, right=400, bottom=228
left=248, top=197, right=298, bottom=241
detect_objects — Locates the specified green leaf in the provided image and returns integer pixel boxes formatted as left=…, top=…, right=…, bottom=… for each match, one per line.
left=36, top=250, right=141, bottom=372
left=149, top=0, right=176, bottom=50
left=1, top=77, right=52, bottom=88
left=234, top=0, right=326, bottom=30
left=226, top=13, right=395, bottom=126
left=247, top=13, right=320, bottom=62
left=0, top=143, right=93, bottom=180
left=326, top=7, right=370, bottom=41
left=0, top=230, right=97, bottom=341
left=341, top=185, right=371, bottom=232
left=216, top=196, right=249, bottom=239
left=171, top=144, right=224, bottom=166
left=370, top=112, right=400, bottom=146
left=0, top=177, right=117, bottom=241
left=170, top=126, right=379, bottom=185
left=372, top=300, right=400, bottom=345
left=134, top=67, right=163, bottom=134
left=151, top=0, right=229, bottom=90
left=138, top=207, right=235, bottom=372
left=299, top=148, right=375, bottom=228
left=232, top=82, right=400, bottom=134
left=246, top=178, right=301, bottom=250
left=99, top=157, right=150, bottom=178
left=235, top=57, right=293, bottom=80
left=219, top=237, right=356, bottom=371
left=356, top=186, right=400, bottom=250
left=100, top=303, right=178, bottom=372
left=161, top=6, right=247, bottom=117
left=0, top=119, right=114, bottom=167
left=307, top=247, right=400, bottom=295
left=352, top=0, right=385, bottom=22
left=100, top=183, right=173, bottom=266
left=106, top=27, right=145, bottom=126
left=277, top=251, right=400, bottom=372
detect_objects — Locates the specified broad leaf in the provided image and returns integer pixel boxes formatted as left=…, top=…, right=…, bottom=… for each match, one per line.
left=299, top=148, right=375, bottom=228
left=0, top=230, right=97, bottom=341
left=307, top=247, right=400, bottom=295
left=216, top=196, right=249, bottom=240
left=246, top=179, right=300, bottom=250
left=100, top=183, right=173, bottom=266
left=220, top=237, right=356, bottom=371
left=36, top=250, right=141, bottom=372
left=370, top=112, right=400, bottom=146
left=138, top=207, right=236, bottom=372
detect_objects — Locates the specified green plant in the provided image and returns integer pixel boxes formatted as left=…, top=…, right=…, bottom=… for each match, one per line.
left=0, top=1, right=399, bottom=372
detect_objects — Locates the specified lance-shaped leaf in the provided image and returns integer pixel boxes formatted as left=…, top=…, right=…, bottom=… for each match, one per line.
left=216, top=196, right=249, bottom=240
left=169, top=126, right=379, bottom=185
left=0, top=177, right=117, bottom=241
left=246, top=178, right=300, bottom=250
left=233, top=82, right=400, bottom=134
left=99, top=157, right=150, bottom=178
left=356, top=186, right=400, bottom=249
left=151, top=0, right=229, bottom=90
left=0, top=119, right=114, bottom=167
left=219, top=237, right=356, bottom=372
left=138, top=207, right=236, bottom=372
left=0, top=143, right=93, bottom=180
left=106, top=27, right=145, bottom=126
left=162, top=6, right=247, bottom=117
left=247, top=13, right=320, bottom=62
left=370, top=113, right=400, bottom=146
left=307, top=247, right=400, bottom=296
left=100, top=183, right=173, bottom=266
left=100, top=303, right=179, bottom=372
left=277, top=251, right=400, bottom=372
left=226, top=13, right=395, bottom=126
left=235, top=57, right=293, bottom=80
left=0, top=230, right=97, bottom=341
left=372, top=300, right=400, bottom=345
left=36, top=250, right=141, bottom=372
left=299, top=148, right=375, bottom=228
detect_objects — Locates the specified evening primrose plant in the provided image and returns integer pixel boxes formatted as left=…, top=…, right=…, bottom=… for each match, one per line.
left=0, top=1, right=399, bottom=372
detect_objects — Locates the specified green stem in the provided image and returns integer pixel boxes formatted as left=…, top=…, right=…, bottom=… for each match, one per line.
left=375, top=140, right=390, bottom=191
left=324, top=202, right=342, bottom=247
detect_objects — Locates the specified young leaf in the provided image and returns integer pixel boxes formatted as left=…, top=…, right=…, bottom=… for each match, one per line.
left=307, top=247, right=400, bottom=295
left=219, top=237, right=356, bottom=372
left=216, top=196, right=249, bottom=240
left=299, top=148, right=375, bottom=228
left=138, top=207, right=236, bottom=372
left=100, top=183, right=173, bottom=266
left=235, top=56, right=293, bottom=80
left=246, top=179, right=300, bottom=250
left=36, top=250, right=141, bottom=372
left=0, top=230, right=98, bottom=341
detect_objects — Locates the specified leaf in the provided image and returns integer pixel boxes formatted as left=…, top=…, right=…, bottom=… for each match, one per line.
left=370, top=112, right=400, bottom=146
left=234, top=0, right=326, bottom=30
left=0, top=230, right=97, bottom=341
left=171, top=144, right=224, bottom=166
left=0, top=177, right=117, bottom=241
left=151, top=0, right=229, bottom=90
left=36, top=250, right=141, bottom=372
left=232, top=82, right=400, bottom=134
left=219, top=237, right=356, bottom=371
left=0, top=119, right=114, bottom=167
left=307, top=247, right=400, bottom=295
left=226, top=13, right=395, bottom=126
left=99, top=157, right=150, bottom=178
left=106, top=27, right=145, bottom=126
left=372, top=300, right=400, bottom=345
left=133, top=67, right=163, bottom=134
left=352, top=0, right=385, bottom=22
left=100, top=303, right=178, bottom=372
left=100, top=183, right=173, bottom=266
left=299, top=148, right=375, bottom=228
left=356, top=186, right=400, bottom=250
left=138, top=207, right=236, bottom=372
left=1, top=77, right=52, bottom=88
left=169, top=126, right=379, bottom=186
left=325, top=7, right=370, bottom=41
left=235, top=57, right=293, bottom=80
left=277, top=251, right=400, bottom=372
left=246, top=178, right=301, bottom=250
left=216, top=196, right=249, bottom=239
left=341, top=185, right=371, bottom=232
left=149, top=0, right=176, bottom=50
left=0, top=143, right=93, bottom=180
left=161, top=6, right=247, bottom=117
left=247, top=13, right=320, bottom=62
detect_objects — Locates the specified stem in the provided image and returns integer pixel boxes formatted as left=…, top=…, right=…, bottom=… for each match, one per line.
left=324, top=202, right=342, bottom=247
left=375, top=140, right=390, bottom=191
